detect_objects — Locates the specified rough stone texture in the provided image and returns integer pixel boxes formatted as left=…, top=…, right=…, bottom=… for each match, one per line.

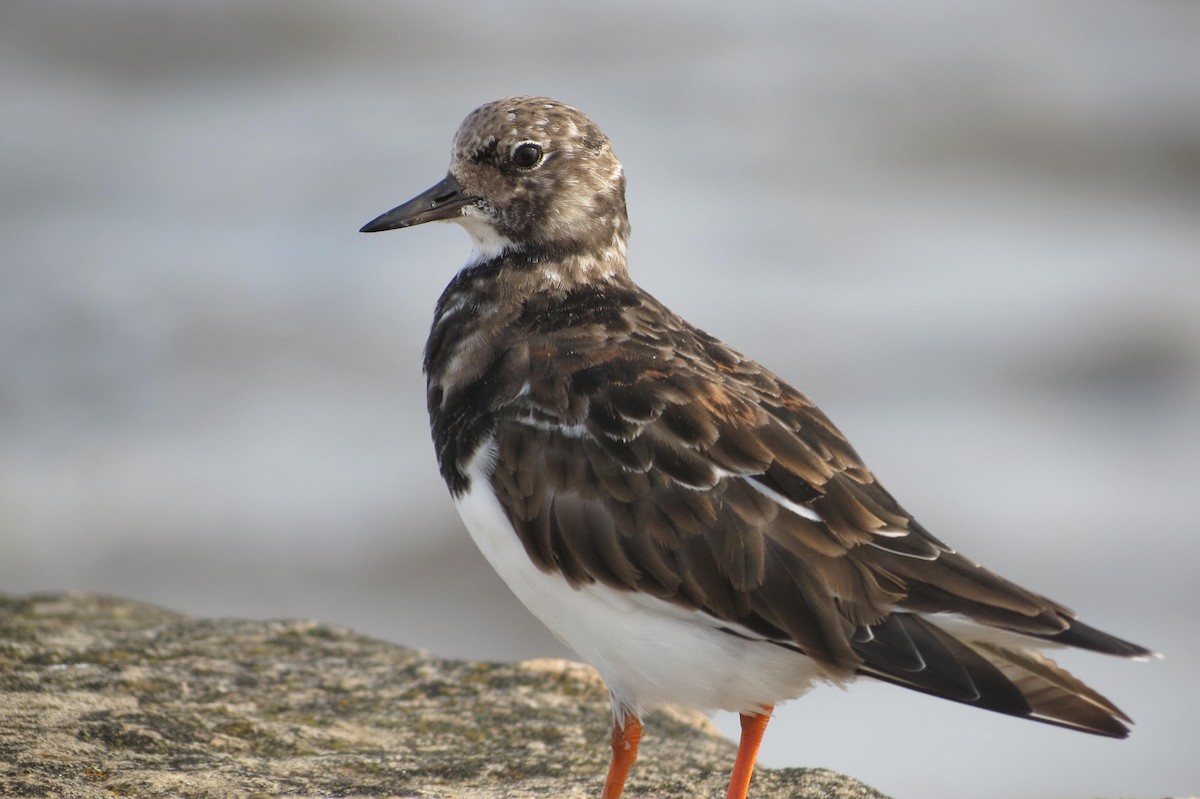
left=0, top=592, right=889, bottom=798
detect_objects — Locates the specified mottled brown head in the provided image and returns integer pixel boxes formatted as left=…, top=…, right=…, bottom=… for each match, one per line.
left=362, top=96, right=630, bottom=274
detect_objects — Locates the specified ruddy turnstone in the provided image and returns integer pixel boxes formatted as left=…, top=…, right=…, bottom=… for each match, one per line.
left=360, top=97, right=1151, bottom=799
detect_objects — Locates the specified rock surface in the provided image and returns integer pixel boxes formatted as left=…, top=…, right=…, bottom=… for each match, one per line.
left=0, top=592, right=888, bottom=798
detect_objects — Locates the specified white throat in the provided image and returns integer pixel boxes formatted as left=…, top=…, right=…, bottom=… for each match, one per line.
left=453, top=206, right=514, bottom=265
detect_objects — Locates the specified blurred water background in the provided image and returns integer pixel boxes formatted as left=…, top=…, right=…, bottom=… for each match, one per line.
left=3, top=2, right=1198, bottom=797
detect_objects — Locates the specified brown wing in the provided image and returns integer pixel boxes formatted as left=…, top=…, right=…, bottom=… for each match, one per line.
left=479, top=285, right=1147, bottom=736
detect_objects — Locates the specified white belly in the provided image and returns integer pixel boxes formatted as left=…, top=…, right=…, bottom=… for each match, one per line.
left=455, top=446, right=829, bottom=717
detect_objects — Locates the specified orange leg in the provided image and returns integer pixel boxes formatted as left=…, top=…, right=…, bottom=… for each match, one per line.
left=601, top=712, right=643, bottom=799
left=726, top=705, right=773, bottom=799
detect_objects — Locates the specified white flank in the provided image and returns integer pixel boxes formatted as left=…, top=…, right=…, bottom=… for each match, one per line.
left=455, top=442, right=833, bottom=718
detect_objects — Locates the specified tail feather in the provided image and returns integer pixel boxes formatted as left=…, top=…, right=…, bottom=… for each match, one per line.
left=1033, top=617, right=1155, bottom=659
left=856, top=614, right=1137, bottom=738
left=969, top=641, right=1131, bottom=736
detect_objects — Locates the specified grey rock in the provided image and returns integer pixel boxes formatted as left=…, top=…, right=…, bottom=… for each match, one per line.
left=0, top=592, right=889, bottom=798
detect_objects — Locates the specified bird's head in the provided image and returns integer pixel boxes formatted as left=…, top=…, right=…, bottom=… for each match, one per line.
left=361, top=96, right=630, bottom=274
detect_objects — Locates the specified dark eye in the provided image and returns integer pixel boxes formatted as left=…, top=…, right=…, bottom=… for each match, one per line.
left=511, top=142, right=543, bottom=169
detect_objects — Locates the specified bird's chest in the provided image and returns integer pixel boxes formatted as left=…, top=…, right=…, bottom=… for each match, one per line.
left=424, top=306, right=608, bottom=495
left=425, top=321, right=519, bottom=496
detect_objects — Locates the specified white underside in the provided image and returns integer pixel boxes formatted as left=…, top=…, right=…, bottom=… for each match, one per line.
left=456, top=442, right=833, bottom=718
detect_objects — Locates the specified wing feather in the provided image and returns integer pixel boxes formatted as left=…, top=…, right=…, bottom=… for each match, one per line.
left=459, top=279, right=1149, bottom=736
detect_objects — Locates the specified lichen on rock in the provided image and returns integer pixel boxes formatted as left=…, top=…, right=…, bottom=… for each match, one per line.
left=0, top=592, right=888, bottom=799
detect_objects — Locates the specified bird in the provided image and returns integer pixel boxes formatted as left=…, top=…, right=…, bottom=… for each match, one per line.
left=359, top=96, right=1152, bottom=799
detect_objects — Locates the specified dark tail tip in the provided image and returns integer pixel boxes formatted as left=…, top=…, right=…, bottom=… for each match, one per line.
left=1046, top=618, right=1155, bottom=659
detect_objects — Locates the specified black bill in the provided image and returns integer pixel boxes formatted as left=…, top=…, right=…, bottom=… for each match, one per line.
left=359, top=174, right=478, bottom=233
